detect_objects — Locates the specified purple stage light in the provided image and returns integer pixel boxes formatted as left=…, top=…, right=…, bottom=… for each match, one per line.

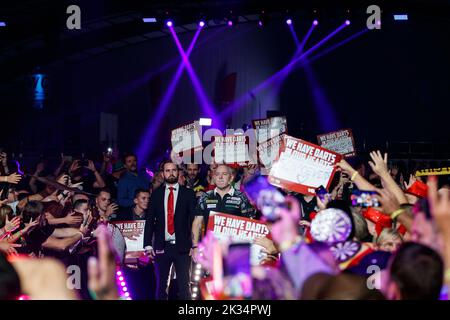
left=258, top=21, right=263, bottom=27
left=302, top=28, right=369, bottom=65
left=169, top=27, right=220, bottom=127
left=313, top=20, right=319, bottom=26
left=136, top=27, right=204, bottom=163
left=166, top=20, right=173, bottom=27
left=345, top=20, right=351, bottom=25
left=199, top=21, right=205, bottom=28
left=286, top=19, right=292, bottom=25
left=227, top=20, right=233, bottom=26
left=219, top=23, right=347, bottom=119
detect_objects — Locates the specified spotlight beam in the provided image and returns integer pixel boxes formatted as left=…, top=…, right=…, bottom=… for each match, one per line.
left=299, top=28, right=369, bottom=66
left=136, top=27, right=203, bottom=163
left=297, top=23, right=316, bottom=55
left=220, top=22, right=349, bottom=119
left=168, top=27, right=220, bottom=127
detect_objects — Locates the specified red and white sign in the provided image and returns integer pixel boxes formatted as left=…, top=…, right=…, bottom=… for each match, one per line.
left=171, top=121, right=203, bottom=155
left=269, top=135, right=342, bottom=195
left=112, top=220, right=146, bottom=264
left=213, top=135, right=249, bottom=166
left=207, top=211, right=271, bottom=266
left=317, top=128, right=356, bottom=158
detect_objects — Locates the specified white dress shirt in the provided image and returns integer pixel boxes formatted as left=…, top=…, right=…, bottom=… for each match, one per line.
left=164, top=183, right=179, bottom=241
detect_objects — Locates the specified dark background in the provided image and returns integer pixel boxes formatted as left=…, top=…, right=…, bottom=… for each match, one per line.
left=0, top=0, right=449, bottom=168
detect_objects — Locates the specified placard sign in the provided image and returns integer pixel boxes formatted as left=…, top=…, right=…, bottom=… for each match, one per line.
left=213, top=135, right=249, bottom=166
left=253, top=116, right=287, bottom=144
left=207, top=211, right=271, bottom=266
left=269, top=135, right=342, bottom=195
left=171, top=121, right=203, bottom=155
left=112, top=220, right=146, bottom=264
left=317, top=128, right=356, bottom=158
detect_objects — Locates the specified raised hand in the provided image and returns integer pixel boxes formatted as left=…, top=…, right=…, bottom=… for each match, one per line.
left=4, top=216, right=21, bottom=233
left=23, top=217, right=39, bottom=234
left=335, top=159, right=356, bottom=176
left=375, top=188, right=399, bottom=215
left=0, top=240, right=21, bottom=256
left=105, top=203, right=119, bottom=218
left=64, top=212, right=84, bottom=226
left=57, top=174, right=69, bottom=186
left=69, top=160, right=81, bottom=174
left=87, top=224, right=119, bottom=300
left=403, top=174, right=417, bottom=190
left=6, top=173, right=22, bottom=184
left=368, top=150, right=389, bottom=177
left=86, top=160, right=97, bottom=172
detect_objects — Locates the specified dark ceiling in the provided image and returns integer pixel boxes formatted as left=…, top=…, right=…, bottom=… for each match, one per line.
left=0, top=0, right=449, bottom=81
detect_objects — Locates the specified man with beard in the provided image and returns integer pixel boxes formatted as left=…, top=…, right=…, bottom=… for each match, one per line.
left=185, top=164, right=206, bottom=197
left=143, top=160, right=196, bottom=300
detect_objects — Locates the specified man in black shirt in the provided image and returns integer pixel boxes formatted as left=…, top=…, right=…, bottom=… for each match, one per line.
left=191, top=164, right=255, bottom=260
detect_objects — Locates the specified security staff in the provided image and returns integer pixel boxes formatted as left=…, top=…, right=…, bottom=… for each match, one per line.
left=191, top=164, right=255, bottom=260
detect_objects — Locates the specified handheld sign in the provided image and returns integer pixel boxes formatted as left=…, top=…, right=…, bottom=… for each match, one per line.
left=252, top=116, right=288, bottom=144
left=253, top=116, right=288, bottom=171
left=207, top=211, right=271, bottom=266
left=171, top=121, right=203, bottom=156
left=112, top=220, right=146, bottom=264
left=317, top=128, right=356, bottom=158
left=269, top=135, right=342, bottom=195
left=213, top=135, right=249, bottom=166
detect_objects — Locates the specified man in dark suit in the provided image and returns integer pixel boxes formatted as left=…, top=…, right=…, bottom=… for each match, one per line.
left=144, top=160, right=197, bottom=300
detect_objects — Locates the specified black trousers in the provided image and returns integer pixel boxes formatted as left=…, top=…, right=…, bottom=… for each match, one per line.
left=154, top=243, right=191, bottom=300
left=123, top=264, right=156, bottom=300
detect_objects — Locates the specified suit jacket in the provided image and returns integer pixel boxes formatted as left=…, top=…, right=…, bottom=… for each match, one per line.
left=144, top=184, right=197, bottom=253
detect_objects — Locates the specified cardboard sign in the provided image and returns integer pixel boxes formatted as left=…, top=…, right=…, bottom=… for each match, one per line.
left=252, top=116, right=288, bottom=144
left=317, top=128, right=356, bottom=158
left=206, top=211, right=271, bottom=266
left=256, top=133, right=286, bottom=169
left=213, top=135, right=249, bottom=166
left=112, top=220, right=146, bottom=264
left=171, top=121, right=203, bottom=155
left=269, top=135, right=342, bottom=195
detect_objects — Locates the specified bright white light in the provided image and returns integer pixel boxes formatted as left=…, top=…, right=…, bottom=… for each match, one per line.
left=199, top=118, right=212, bottom=126
left=192, top=293, right=197, bottom=298
left=194, top=276, right=200, bottom=281
left=192, top=287, right=198, bottom=292
left=195, top=269, right=201, bottom=275
left=196, top=263, right=202, bottom=269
